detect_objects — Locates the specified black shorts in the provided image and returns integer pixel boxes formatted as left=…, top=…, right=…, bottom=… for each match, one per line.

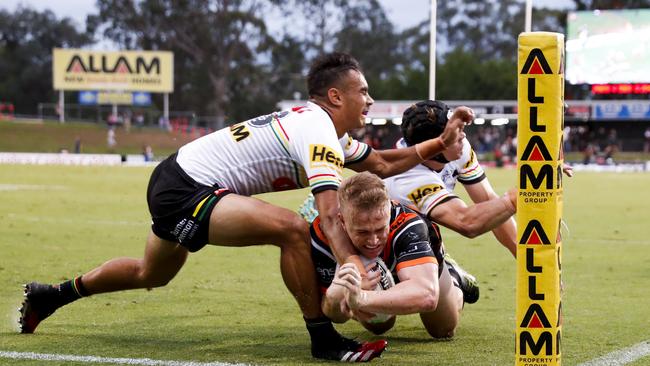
left=147, top=153, right=231, bottom=252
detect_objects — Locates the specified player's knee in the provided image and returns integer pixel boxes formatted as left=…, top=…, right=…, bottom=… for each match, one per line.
left=277, top=214, right=310, bottom=247
left=428, top=326, right=456, bottom=339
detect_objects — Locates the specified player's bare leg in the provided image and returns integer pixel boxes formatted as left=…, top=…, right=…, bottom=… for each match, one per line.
left=19, top=232, right=188, bottom=334
left=81, top=232, right=188, bottom=293
left=207, top=194, right=386, bottom=361
left=207, top=194, right=321, bottom=317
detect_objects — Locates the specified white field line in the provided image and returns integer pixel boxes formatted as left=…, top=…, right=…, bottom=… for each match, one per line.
left=577, top=341, right=650, bottom=366
left=0, top=350, right=255, bottom=366
left=0, top=184, right=68, bottom=191
left=5, top=213, right=145, bottom=227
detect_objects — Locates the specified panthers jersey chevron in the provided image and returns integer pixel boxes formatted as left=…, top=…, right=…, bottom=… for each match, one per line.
left=384, top=138, right=485, bottom=215
left=176, top=102, right=370, bottom=196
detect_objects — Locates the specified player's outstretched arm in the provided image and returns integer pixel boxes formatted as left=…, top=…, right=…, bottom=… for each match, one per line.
left=346, top=106, right=473, bottom=178
left=463, top=179, right=517, bottom=257
left=337, top=263, right=440, bottom=316
left=429, top=192, right=517, bottom=256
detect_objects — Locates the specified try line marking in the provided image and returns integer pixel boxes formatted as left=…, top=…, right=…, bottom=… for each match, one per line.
left=0, top=350, right=255, bottom=366
left=577, top=340, right=650, bottom=366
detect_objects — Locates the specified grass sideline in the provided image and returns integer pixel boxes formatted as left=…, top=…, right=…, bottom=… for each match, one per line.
left=0, top=119, right=195, bottom=157
left=1, top=165, right=649, bottom=365
left=3, top=118, right=650, bottom=164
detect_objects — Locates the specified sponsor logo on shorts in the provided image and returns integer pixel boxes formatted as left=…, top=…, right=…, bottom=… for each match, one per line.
left=173, top=218, right=199, bottom=244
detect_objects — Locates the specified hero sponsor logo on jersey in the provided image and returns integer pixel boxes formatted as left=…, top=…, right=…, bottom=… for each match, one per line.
left=309, top=144, right=344, bottom=170
left=407, top=184, right=444, bottom=205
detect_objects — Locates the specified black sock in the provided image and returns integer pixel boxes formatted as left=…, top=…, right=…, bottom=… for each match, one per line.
left=305, top=316, right=342, bottom=347
left=56, top=276, right=89, bottom=307
left=447, top=266, right=461, bottom=289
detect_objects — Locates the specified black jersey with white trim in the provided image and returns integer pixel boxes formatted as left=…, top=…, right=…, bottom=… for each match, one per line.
left=175, top=102, right=370, bottom=196
left=310, top=201, right=444, bottom=291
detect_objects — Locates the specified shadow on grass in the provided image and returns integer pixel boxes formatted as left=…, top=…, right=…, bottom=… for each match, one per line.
left=1, top=317, right=315, bottom=365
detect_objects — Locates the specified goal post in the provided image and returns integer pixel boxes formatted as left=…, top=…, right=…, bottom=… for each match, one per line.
left=516, top=32, right=565, bottom=366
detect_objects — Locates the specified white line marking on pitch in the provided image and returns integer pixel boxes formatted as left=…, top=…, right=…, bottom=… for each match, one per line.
left=0, top=350, right=255, bottom=366
left=5, top=213, right=145, bottom=227
left=577, top=341, right=650, bottom=366
left=0, top=184, right=68, bottom=191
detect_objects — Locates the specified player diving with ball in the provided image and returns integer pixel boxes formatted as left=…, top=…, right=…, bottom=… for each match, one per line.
left=310, top=172, right=475, bottom=340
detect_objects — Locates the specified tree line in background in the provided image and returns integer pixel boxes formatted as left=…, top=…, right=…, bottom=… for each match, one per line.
left=1, top=0, right=648, bottom=126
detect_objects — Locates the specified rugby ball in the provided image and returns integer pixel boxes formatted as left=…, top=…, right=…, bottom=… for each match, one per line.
left=360, top=256, right=395, bottom=291
left=360, top=256, right=395, bottom=324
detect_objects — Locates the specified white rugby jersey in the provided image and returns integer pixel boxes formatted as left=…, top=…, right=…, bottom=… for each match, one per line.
left=175, top=102, right=370, bottom=196
left=384, top=137, right=485, bottom=215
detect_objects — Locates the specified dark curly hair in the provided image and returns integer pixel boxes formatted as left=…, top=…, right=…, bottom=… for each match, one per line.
left=401, top=100, right=451, bottom=163
left=307, top=52, right=361, bottom=98
left=401, top=100, right=450, bottom=146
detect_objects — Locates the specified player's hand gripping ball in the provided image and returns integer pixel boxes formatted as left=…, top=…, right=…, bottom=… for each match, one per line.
left=361, top=257, right=395, bottom=324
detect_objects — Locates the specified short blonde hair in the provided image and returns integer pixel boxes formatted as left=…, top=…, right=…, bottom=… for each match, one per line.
left=338, top=172, right=389, bottom=213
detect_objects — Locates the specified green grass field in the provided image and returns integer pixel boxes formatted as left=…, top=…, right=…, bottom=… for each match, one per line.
left=0, top=165, right=649, bottom=365
left=3, top=119, right=650, bottom=164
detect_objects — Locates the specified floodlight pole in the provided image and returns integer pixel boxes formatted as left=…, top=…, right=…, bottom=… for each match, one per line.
left=429, top=0, right=437, bottom=100
left=525, top=0, right=532, bottom=32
